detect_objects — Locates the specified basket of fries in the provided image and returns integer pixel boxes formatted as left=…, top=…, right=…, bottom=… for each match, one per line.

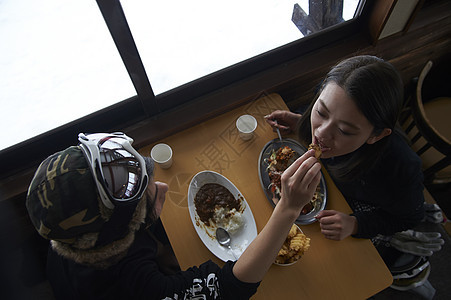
left=274, top=224, right=310, bottom=266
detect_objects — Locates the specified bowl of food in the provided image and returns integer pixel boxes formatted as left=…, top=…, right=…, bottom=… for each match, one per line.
left=274, top=224, right=310, bottom=266
left=258, top=138, right=327, bottom=224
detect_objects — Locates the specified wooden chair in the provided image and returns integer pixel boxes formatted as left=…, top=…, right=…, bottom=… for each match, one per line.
left=401, top=60, right=451, bottom=184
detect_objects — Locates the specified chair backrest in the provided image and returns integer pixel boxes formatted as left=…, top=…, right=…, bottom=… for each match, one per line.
left=402, top=60, right=451, bottom=184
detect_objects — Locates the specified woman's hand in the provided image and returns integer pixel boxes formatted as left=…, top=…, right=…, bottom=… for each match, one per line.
left=232, top=149, right=321, bottom=283
left=264, top=110, right=302, bottom=135
left=315, top=210, right=358, bottom=240
left=278, top=149, right=322, bottom=215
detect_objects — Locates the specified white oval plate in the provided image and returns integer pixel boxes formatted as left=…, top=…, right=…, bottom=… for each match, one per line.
left=188, top=170, right=257, bottom=262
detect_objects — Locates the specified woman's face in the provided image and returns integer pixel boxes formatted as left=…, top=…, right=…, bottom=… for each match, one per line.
left=311, top=82, right=378, bottom=159
left=147, top=179, right=169, bottom=217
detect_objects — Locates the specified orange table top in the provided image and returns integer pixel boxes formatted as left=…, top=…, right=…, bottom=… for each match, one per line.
left=139, top=93, right=392, bottom=299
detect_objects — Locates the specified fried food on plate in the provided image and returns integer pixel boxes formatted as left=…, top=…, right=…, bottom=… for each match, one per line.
left=275, top=224, right=310, bottom=265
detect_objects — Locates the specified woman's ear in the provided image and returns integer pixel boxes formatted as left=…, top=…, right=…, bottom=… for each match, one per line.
left=366, top=128, right=392, bottom=144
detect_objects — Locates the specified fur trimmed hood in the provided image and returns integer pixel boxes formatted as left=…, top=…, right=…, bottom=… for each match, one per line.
left=51, top=195, right=147, bottom=269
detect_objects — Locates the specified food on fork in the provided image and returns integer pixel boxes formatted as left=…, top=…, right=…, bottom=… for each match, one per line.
left=308, top=143, right=322, bottom=159
left=275, top=224, right=310, bottom=265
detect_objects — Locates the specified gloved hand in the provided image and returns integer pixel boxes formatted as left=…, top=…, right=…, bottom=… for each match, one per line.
left=390, top=229, right=444, bottom=256
left=423, top=202, right=444, bottom=223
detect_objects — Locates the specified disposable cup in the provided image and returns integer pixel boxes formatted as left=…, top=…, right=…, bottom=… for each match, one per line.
left=236, top=115, right=257, bottom=141
left=151, top=143, right=173, bottom=169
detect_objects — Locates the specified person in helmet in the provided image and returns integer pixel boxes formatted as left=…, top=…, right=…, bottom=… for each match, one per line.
left=26, top=132, right=321, bottom=300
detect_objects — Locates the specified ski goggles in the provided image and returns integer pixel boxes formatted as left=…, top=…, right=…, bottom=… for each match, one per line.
left=78, top=132, right=149, bottom=209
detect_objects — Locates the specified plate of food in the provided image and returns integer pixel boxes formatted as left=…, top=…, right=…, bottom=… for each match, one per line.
left=258, top=138, right=327, bottom=224
left=275, top=224, right=311, bottom=266
left=188, top=170, right=257, bottom=262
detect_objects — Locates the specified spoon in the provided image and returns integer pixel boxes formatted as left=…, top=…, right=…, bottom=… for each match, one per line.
left=274, top=120, right=283, bottom=142
left=216, top=227, right=238, bottom=260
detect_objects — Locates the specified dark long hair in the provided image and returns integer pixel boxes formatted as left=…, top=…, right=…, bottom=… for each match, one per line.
left=297, top=55, right=403, bottom=182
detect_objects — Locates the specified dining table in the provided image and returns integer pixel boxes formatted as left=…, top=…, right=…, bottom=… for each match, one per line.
left=139, top=93, right=393, bottom=299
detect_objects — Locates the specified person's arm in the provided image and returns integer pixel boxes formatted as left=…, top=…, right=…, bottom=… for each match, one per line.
left=351, top=198, right=425, bottom=239
left=264, top=110, right=302, bottom=134
left=120, top=151, right=320, bottom=299
left=318, top=153, right=425, bottom=240
left=232, top=149, right=321, bottom=283
left=119, top=227, right=258, bottom=300
left=316, top=210, right=358, bottom=240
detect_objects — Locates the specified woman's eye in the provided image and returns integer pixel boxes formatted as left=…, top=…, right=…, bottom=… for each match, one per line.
left=316, top=109, right=325, bottom=117
left=339, top=128, right=353, bottom=136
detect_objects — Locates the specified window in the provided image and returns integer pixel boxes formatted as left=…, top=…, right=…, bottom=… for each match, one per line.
left=121, top=0, right=360, bottom=95
left=0, top=0, right=135, bottom=151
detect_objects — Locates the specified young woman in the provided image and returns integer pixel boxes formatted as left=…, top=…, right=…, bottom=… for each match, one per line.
left=26, top=132, right=321, bottom=300
left=265, top=55, right=425, bottom=241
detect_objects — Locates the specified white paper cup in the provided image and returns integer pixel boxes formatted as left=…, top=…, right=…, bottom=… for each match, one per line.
left=236, top=115, right=257, bottom=141
left=151, top=143, right=173, bottom=169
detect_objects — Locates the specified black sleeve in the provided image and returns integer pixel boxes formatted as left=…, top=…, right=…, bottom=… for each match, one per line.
left=351, top=143, right=425, bottom=239
left=352, top=181, right=425, bottom=239
left=119, top=229, right=260, bottom=300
